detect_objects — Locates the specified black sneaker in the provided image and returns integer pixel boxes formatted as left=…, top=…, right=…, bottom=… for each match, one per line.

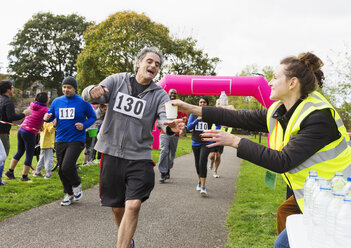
left=20, top=176, right=31, bottom=181
left=166, top=171, right=170, bottom=179
left=5, top=170, right=15, bottom=180
left=159, top=173, right=166, bottom=183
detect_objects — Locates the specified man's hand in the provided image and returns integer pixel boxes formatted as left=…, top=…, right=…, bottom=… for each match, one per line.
left=43, top=113, right=52, bottom=121
left=75, top=122, right=84, bottom=131
left=90, top=85, right=109, bottom=99
left=170, top=100, right=202, bottom=116
left=200, top=129, right=241, bottom=149
left=163, top=119, right=185, bottom=134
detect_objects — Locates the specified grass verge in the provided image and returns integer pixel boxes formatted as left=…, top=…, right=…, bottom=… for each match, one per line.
left=226, top=135, right=286, bottom=248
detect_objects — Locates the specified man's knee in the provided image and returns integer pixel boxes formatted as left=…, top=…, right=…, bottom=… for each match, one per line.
left=125, top=200, right=142, bottom=213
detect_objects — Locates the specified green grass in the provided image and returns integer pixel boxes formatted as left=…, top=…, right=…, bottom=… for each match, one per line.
left=0, top=129, right=192, bottom=221
left=225, top=136, right=286, bottom=248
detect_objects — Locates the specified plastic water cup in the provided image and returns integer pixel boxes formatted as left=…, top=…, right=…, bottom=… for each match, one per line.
left=165, top=101, right=178, bottom=119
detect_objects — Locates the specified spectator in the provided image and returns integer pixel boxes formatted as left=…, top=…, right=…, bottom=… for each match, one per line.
left=5, top=92, right=48, bottom=181
left=33, top=119, right=57, bottom=179
left=0, top=80, right=31, bottom=174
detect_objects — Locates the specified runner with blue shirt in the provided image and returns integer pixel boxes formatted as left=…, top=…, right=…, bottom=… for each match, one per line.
left=187, top=96, right=218, bottom=197
left=44, top=76, right=96, bottom=206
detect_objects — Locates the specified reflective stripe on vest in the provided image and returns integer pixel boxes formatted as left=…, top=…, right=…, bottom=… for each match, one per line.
left=266, top=91, right=351, bottom=212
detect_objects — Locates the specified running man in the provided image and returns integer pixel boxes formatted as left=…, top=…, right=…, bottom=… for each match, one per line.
left=82, top=47, right=184, bottom=248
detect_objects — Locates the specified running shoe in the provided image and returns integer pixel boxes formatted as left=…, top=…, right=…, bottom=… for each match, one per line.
left=61, top=194, right=73, bottom=206
left=0, top=181, right=5, bottom=186
left=159, top=173, right=167, bottom=183
left=20, top=176, right=31, bottom=181
left=213, top=171, right=220, bottom=178
left=196, top=182, right=201, bottom=191
left=33, top=172, right=43, bottom=177
left=44, top=173, right=52, bottom=179
left=72, top=184, right=83, bottom=201
left=5, top=170, right=15, bottom=180
left=130, top=238, right=135, bottom=248
left=200, top=187, right=207, bottom=197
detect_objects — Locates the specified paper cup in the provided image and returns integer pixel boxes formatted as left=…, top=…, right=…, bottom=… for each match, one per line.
left=165, top=101, right=178, bottom=119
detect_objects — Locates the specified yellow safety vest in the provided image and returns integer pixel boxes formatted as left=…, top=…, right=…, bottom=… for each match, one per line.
left=266, top=91, right=351, bottom=212
left=211, top=124, right=232, bottom=133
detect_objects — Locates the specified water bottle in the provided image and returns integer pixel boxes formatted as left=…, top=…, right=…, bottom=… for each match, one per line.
left=219, top=91, right=228, bottom=106
left=330, top=172, right=346, bottom=194
left=310, top=177, right=325, bottom=211
left=325, top=192, right=345, bottom=247
left=311, top=181, right=332, bottom=248
left=341, top=177, right=351, bottom=196
left=303, top=170, right=318, bottom=226
left=334, top=195, right=351, bottom=246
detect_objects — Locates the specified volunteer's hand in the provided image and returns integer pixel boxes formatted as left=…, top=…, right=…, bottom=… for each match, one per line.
left=200, top=129, right=241, bottom=149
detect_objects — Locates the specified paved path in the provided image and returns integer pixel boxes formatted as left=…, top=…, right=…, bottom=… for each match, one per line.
left=0, top=147, right=241, bottom=248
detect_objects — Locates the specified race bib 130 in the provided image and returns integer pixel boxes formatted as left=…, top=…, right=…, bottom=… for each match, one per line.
left=113, top=92, right=146, bottom=119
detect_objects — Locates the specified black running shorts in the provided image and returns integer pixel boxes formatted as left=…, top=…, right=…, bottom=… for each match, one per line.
left=210, top=145, right=224, bottom=153
left=100, top=154, right=155, bottom=208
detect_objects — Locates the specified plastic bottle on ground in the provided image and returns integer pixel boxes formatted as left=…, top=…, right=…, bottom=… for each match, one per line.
left=341, top=177, right=351, bottom=196
left=303, top=170, right=318, bottom=226
left=334, top=195, right=351, bottom=247
left=325, top=192, right=345, bottom=247
left=330, top=172, right=346, bottom=194
left=219, top=91, right=228, bottom=106
left=310, top=177, right=325, bottom=210
left=311, top=180, right=332, bottom=248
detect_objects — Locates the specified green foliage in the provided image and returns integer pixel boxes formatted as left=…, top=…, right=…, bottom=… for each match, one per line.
left=226, top=136, right=286, bottom=248
left=76, top=11, right=220, bottom=92
left=8, top=12, right=92, bottom=94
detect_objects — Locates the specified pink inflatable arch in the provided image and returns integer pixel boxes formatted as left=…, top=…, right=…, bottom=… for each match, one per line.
left=152, top=74, right=274, bottom=149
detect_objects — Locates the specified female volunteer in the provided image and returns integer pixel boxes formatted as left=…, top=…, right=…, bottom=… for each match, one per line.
left=187, top=96, right=216, bottom=197
left=44, top=76, right=96, bottom=206
left=172, top=52, right=351, bottom=248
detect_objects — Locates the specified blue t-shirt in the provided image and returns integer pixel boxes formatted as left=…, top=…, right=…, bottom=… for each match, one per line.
left=47, top=94, right=96, bottom=142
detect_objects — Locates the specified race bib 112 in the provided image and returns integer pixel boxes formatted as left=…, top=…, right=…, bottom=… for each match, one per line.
left=113, top=92, right=146, bottom=119
left=59, top=108, right=75, bottom=119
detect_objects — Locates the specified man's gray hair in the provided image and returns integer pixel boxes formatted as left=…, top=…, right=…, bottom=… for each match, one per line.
left=134, top=47, right=164, bottom=74
left=169, top=88, right=177, bottom=94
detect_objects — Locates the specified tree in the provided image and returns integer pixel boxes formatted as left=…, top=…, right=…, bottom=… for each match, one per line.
left=8, top=12, right=92, bottom=94
left=76, top=11, right=219, bottom=95
left=323, top=46, right=351, bottom=130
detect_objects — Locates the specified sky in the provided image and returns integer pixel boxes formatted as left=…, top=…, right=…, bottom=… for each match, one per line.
left=1, top=0, right=351, bottom=77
